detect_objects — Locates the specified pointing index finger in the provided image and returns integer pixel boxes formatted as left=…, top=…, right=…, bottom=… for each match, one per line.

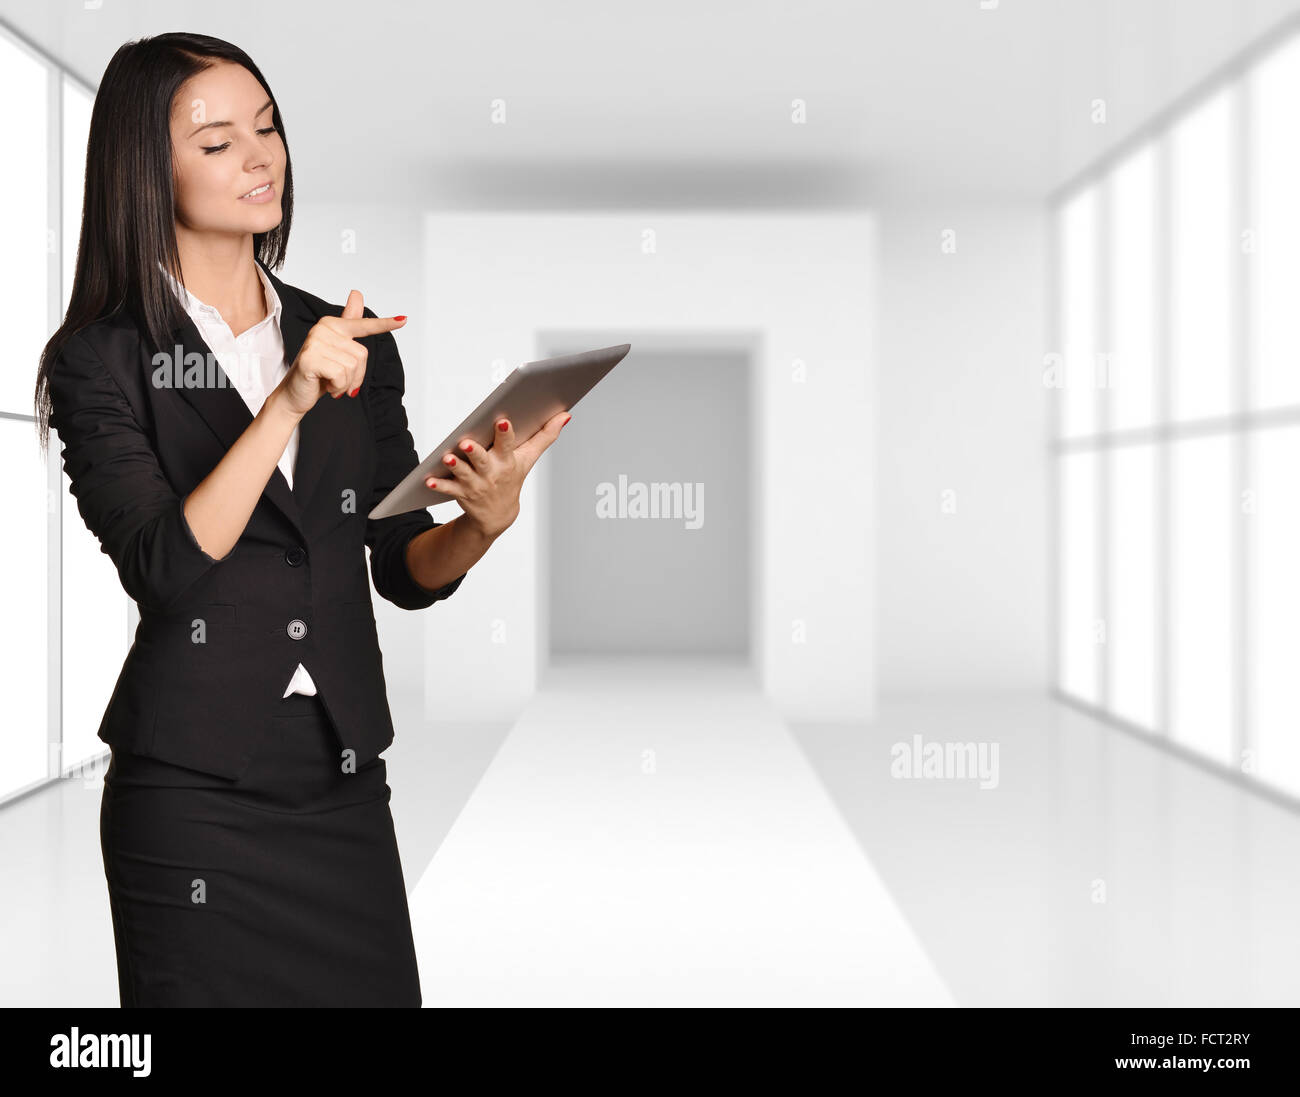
left=333, top=315, right=408, bottom=337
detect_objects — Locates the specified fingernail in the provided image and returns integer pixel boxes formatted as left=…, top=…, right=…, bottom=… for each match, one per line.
left=497, top=419, right=509, bottom=432
left=445, top=455, right=456, bottom=465
left=460, top=442, right=472, bottom=452
left=349, top=386, right=359, bottom=397
left=333, top=392, right=341, bottom=399
left=563, top=413, right=572, bottom=425
left=393, top=315, right=407, bottom=322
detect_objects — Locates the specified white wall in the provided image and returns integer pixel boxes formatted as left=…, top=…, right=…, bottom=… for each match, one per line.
left=875, top=200, right=1049, bottom=694
left=282, top=201, right=1045, bottom=712
left=420, top=212, right=875, bottom=723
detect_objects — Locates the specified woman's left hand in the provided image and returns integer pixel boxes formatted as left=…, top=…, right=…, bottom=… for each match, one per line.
left=425, top=411, right=571, bottom=538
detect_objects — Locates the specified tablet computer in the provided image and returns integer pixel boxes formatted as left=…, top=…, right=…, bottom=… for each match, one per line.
left=368, top=342, right=632, bottom=520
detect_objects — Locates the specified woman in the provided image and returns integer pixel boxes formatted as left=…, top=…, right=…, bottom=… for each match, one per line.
left=34, top=32, right=569, bottom=1007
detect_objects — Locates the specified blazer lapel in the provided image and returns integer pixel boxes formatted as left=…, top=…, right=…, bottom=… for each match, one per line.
left=164, top=261, right=332, bottom=540
left=266, top=267, right=330, bottom=511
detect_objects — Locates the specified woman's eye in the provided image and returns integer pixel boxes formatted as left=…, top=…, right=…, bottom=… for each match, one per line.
left=201, top=129, right=275, bottom=154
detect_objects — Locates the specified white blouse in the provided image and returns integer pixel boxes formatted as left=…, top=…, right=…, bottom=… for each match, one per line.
left=159, top=261, right=317, bottom=699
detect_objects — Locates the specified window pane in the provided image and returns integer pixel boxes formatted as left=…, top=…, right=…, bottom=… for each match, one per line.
left=1058, top=187, right=1098, bottom=438
left=1168, top=86, right=1233, bottom=423
left=1169, top=433, right=1233, bottom=765
left=0, top=419, right=50, bottom=799
left=1248, top=36, right=1300, bottom=411
left=62, top=76, right=93, bottom=316
left=1250, top=426, right=1300, bottom=798
left=1108, top=443, right=1157, bottom=730
left=1107, top=146, right=1157, bottom=431
left=0, top=30, right=49, bottom=417
left=1058, top=451, right=1099, bottom=702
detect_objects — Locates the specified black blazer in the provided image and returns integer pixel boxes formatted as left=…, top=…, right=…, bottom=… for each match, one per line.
left=47, top=260, right=465, bottom=780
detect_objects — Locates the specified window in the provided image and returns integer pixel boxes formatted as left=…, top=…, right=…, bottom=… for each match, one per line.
left=0, top=23, right=125, bottom=804
left=1052, top=30, right=1300, bottom=802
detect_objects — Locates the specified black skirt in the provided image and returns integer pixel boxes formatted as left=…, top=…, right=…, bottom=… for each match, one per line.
left=100, top=690, right=422, bottom=1007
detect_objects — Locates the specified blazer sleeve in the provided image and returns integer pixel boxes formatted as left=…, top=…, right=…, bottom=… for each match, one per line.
left=47, top=330, right=231, bottom=615
left=361, top=308, right=467, bottom=611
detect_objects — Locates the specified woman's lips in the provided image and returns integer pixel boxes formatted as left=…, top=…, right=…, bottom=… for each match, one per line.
left=238, top=182, right=276, bottom=203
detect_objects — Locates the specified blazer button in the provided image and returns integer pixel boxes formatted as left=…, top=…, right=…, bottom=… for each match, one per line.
left=285, top=547, right=305, bottom=567
left=287, top=619, right=308, bottom=640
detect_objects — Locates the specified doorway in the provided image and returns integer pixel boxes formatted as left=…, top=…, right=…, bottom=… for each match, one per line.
left=546, top=347, right=752, bottom=657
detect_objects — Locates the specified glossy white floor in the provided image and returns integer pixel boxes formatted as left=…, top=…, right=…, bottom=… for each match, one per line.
left=400, top=656, right=954, bottom=1007
left=4, top=656, right=1297, bottom=1006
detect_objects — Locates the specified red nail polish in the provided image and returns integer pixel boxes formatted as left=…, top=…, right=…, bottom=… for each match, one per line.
left=394, top=315, right=407, bottom=322
left=446, top=456, right=456, bottom=465
left=563, top=413, right=572, bottom=425
left=497, top=420, right=508, bottom=432
left=460, top=442, right=472, bottom=451
left=349, top=386, right=359, bottom=397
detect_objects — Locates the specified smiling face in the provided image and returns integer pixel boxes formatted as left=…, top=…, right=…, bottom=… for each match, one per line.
left=169, top=61, right=285, bottom=239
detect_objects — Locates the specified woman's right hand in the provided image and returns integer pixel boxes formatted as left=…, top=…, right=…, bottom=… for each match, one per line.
left=276, top=289, right=407, bottom=417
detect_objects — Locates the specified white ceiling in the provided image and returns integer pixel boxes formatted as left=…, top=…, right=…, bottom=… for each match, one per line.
left=4, top=0, right=1300, bottom=207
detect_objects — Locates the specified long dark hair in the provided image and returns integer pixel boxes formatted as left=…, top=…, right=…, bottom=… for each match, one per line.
left=34, top=31, right=294, bottom=452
